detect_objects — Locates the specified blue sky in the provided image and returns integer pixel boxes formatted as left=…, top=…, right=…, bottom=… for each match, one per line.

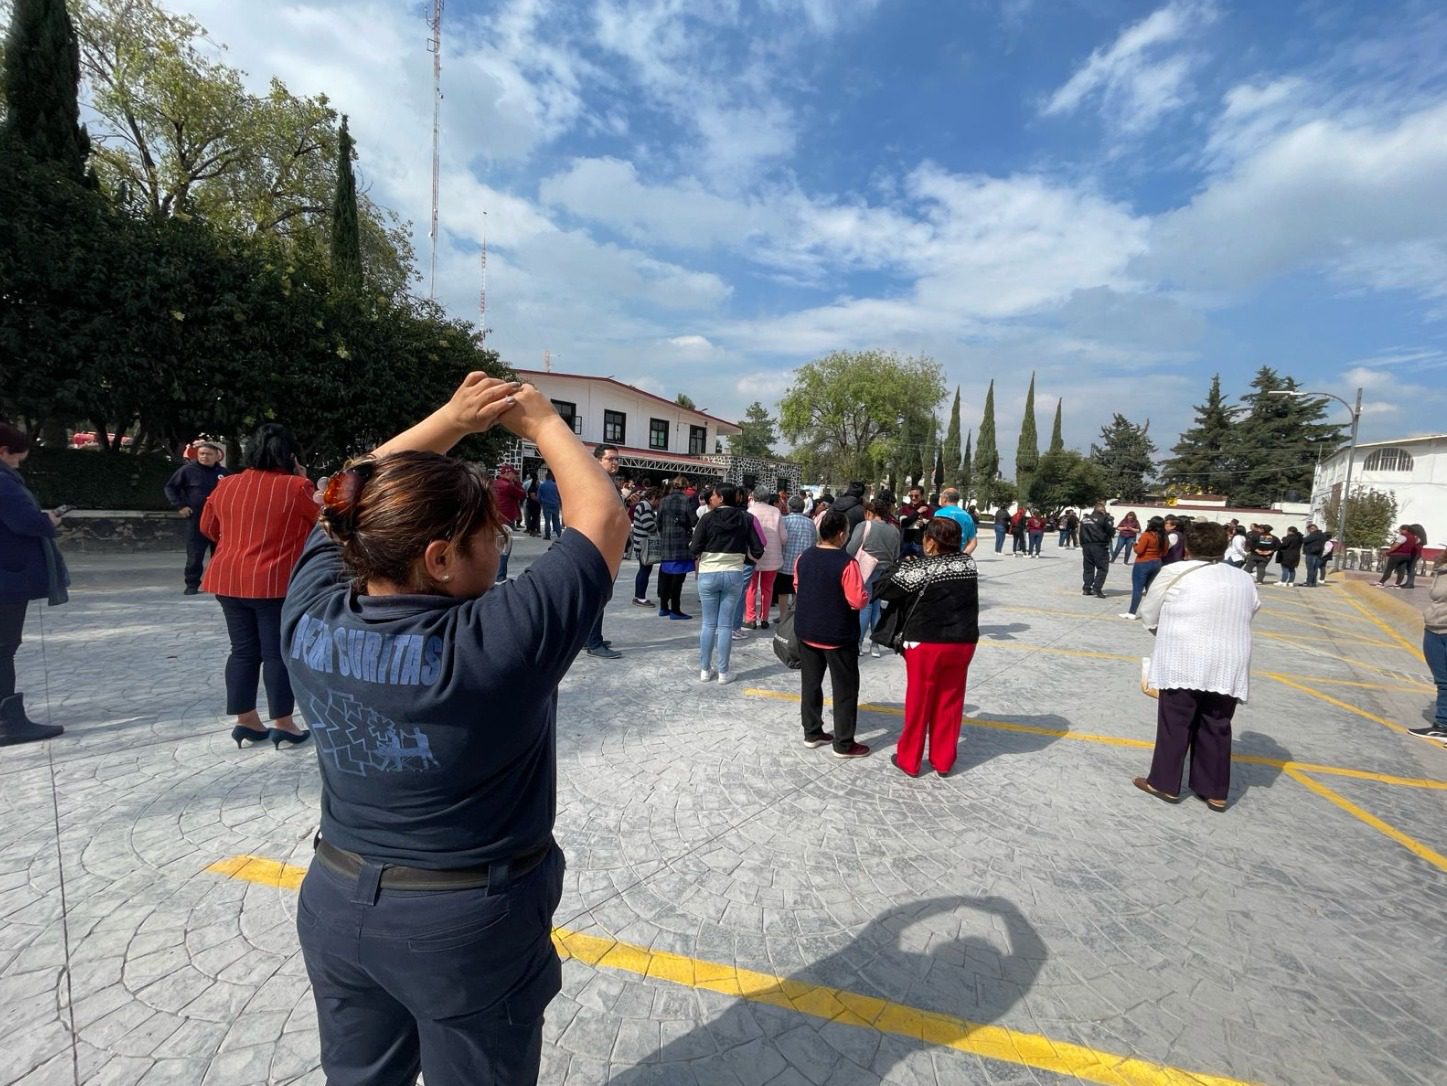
left=167, top=0, right=1447, bottom=464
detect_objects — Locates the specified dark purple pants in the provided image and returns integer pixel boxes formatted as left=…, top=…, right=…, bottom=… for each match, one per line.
left=1147, top=688, right=1238, bottom=801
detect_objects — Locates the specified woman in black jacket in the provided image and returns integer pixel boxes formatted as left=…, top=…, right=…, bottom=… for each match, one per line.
left=1275, top=526, right=1303, bottom=587
left=0, top=423, right=66, bottom=744
left=656, top=476, right=696, bottom=619
left=876, top=518, right=979, bottom=777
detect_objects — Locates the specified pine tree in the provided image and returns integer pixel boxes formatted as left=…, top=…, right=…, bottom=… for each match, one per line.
left=329, top=115, right=363, bottom=292
left=1162, top=374, right=1238, bottom=496
left=1015, top=372, right=1039, bottom=500
left=1227, top=367, right=1345, bottom=507
left=1090, top=415, right=1157, bottom=501
left=1049, top=399, right=1064, bottom=455
left=943, top=387, right=962, bottom=486
left=960, top=429, right=973, bottom=498
left=0, top=0, right=93, bottom=183
left=976, top=380, right=999, bottom=506
left=733, top=402, right=778, bottom=458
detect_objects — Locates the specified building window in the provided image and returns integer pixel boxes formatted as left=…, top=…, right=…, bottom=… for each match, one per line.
left=603, top=410, right=626, bottom=444
left=551, top=400, right=579, bottom=434
left=689, top=425, right=707, bottom=455
left=649, top=418, right=669, bottom=451
left=1363, top=447, right=1413, bottom=472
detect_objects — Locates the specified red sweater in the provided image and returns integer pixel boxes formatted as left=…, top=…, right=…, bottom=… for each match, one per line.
left=201, top=471, right=317, bottom=598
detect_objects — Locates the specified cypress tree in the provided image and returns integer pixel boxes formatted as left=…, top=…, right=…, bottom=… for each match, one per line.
left=960, top=429, right=973, bottom=498
left=0, top=0, right=93, bottom=183
left=943, top=387, right=962, bottom=485
left=1049, top=399, right=1065, bottom=455
left=976, top=380, right=999, bottom=506
left=330, top=115, right=363, bottom=292
left=1015, top=372, right=1039, bottom=500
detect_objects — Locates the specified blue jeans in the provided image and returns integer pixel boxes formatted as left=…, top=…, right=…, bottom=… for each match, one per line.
left=1304, top=554, right=1324, bottom=586
left=1112, top=535, right=1134, bottom=563
left=859, top=597, right=881, bottom=645
left=1280, top=564, right=1297, bottom=584
left=1028, top=532, right=1043, bottom=555
left=994, top=524, right=1007, bottom=553
left=1057, top=530, right=1069, bottom=547
left=1425, top=629, right=1447, bottom=727
left=541, top=506, right=561, bottom=539
left=1129, top=559, right=1162, bottom=614
left=699, top=571, right=746, bottom=672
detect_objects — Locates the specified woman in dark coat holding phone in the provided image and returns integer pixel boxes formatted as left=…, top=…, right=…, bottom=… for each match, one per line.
left=0, top=423, right=66, bottom=744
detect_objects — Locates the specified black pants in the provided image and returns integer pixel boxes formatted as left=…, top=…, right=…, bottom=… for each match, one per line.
left=524, top=499, right=540, bottom=535
left=298, top=845, right=565, bottom=1086
left=0, top=600, right=27, bottom=700
left=217, top=596, right=294, bottom=717
left=657, top=570, right=687, bottom=614
left=799, top=641, right=858, bottom=751
left=1081, top=544, right=1109, bottom=592
left=1378, top=554, right=1413, bottom=585
left=1245, top=555, right=1272, bottom=582
left=184, top=514, right=215, bottom=590
left=1147, top=688, right=1237, bottom=801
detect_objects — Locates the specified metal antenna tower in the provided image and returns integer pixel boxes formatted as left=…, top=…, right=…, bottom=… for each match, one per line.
left=479, top=210, right=488, bottom=341
left=426, top=0, right=444, bottom=299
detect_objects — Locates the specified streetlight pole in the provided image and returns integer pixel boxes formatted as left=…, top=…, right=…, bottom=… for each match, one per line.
left=1269, top=386, right=1362, bottom=571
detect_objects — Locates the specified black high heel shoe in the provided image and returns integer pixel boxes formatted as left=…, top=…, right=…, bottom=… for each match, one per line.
left=231, top=725, right=270, bottom=749
left=269, top=728, right=311, bottom=749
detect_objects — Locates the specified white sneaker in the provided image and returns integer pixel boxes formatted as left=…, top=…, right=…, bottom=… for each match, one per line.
left=870, top=644, right=882, bottom=658
left=1118, top=612, right=1136, bottom=620
left=717, top=671, right=734, bottom=685
left=700, top=669, right=715, bottom=683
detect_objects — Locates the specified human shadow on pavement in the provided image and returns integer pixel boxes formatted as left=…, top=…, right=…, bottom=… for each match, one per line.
left=1230, top=730, right=1292, bottom=805
left=605, top=895, right=1046, bottom=1086
left=977, top=622, right=1031, bottom=641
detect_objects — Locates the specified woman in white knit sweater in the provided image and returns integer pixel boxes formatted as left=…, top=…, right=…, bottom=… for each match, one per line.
left=1133, top=521, right=1260, bottom=811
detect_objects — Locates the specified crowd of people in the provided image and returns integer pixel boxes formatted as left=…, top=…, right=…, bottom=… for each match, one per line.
left=3, top=386, right=1446, bottom=1083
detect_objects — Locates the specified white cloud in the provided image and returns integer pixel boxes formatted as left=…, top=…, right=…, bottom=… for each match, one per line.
left=1041, top=0, right=1217, bottom=134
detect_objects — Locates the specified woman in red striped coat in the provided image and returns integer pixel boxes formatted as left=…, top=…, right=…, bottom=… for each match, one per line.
left=201, top=424, right=317, bottom=749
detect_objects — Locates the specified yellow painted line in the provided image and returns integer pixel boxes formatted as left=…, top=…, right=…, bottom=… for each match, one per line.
left=1299, top=675, right=1434, bottom=694
left=743, top=690, right=1446, bottom=789
left=1260, top=673, right=1410, bottom=736
left=205, top=854, right=307, bottom=890
left=1285, top=770, right=1447, bottom=874
left=209, top=855, right=1259, bottom=1086
left=1337, top=584, right=1427, bottom=662
left=1254, top=611, right=1402, bottom=648
left=1257, top=629, right=1402, bottom=654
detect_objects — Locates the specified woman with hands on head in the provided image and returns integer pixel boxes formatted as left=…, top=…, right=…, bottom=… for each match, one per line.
left=282, top=373, right=629, bottom=1086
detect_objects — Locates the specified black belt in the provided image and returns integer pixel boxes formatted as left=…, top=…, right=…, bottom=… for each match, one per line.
left=314, top=837, right=551, bottom=892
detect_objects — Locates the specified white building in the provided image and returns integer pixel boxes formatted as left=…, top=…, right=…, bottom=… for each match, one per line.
left=510, top=369, right=800, bottom=491
left=1310, top=434, right=1446, bottom=555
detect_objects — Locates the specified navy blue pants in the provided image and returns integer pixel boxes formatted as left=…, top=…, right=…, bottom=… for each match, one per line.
left=184, top=514, right=214, bottom=590
left=298, top=845, right=565, bottom=1085
left=216, top=596, right=293, bottom=717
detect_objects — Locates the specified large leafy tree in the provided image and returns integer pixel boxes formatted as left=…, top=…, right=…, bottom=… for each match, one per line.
left=1322, top=486, right=1397, bottom=550
left=1162, top=374, right=1239, bottom=496
left=1015, top=372, right=1039, bottom=500
left=1090, top=414, right=1156, bottom=501
left=1029, top=450, right=1105, bottom=515
left=779, top=349, right=944, bottom=484
left=732, top=401, right=778, bottom=458
left=74, top=0, right=414, bottom=295
left=1226, top=367, right=1345, bottom=507
left=0, top=0, right=93, bottom=181
left=975, top=380, right=1002, bottom=507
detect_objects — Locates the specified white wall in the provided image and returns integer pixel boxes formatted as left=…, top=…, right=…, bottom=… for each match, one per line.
left=1312, top=436, right=1447, bottom=549
left=1103, top=501, right=1310, bottom=536
left=521, top=374, right=727, bottom=456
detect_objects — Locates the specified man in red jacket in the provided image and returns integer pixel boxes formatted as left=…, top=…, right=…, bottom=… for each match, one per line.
left=491, top=466, right=527, bottom=583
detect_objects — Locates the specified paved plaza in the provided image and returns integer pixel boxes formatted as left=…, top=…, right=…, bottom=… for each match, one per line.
left=2, top=536, right=1444, bottom=1085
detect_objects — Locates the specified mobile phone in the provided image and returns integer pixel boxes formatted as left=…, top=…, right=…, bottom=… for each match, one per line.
left=53, top=505, right=73, bottom=517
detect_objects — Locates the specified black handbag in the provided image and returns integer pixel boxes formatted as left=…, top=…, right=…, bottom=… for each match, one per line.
left=869, top=592, right=919, bottom=654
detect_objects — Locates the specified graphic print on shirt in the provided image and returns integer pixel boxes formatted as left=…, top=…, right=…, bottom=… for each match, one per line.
left=307, top=691, right=441, bottom=776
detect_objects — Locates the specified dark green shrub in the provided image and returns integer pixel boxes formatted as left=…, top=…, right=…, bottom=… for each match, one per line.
left=21, top=446, right=177, bottom=510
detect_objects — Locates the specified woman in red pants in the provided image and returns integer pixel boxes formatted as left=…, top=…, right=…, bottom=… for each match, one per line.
left=876, top=518, right=979, bottom=776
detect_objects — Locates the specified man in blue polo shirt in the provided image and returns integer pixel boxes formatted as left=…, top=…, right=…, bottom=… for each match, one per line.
left=932, top=487, right=978, bottom=555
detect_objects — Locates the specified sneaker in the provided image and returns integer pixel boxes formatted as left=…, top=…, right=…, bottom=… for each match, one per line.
left=759, top=620, right=770, bottom=630
left=658, top=607, right=670, bottom=617
left=183, top=586, right=200, bottom=596
left=716, top=671, right=734, bottom=685
left=832, top=742, right=871, bottom=759
left=870, top=644, right=882, bottom=658
left=1093, top=590, right=1106, bottom=599
left=802, top=731, right=834, bottom=748
left=730, top=629, right=749, bottom=641
left=1408, top=726, right=1447, bottom=740
left=1118, top=612, right=1138, bottom=620
left=669, top=611, right=693, bottom=620
left=699, top=669, right=715, bottom=683
left=746, top=620, right=759, bottom=629
left=585, top=646, right=622, bottom=660
left=632, top=598, right=653, bottom=606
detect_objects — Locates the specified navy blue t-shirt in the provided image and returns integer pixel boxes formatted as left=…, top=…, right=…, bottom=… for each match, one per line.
left=282, top=526, right=612, bottom=868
